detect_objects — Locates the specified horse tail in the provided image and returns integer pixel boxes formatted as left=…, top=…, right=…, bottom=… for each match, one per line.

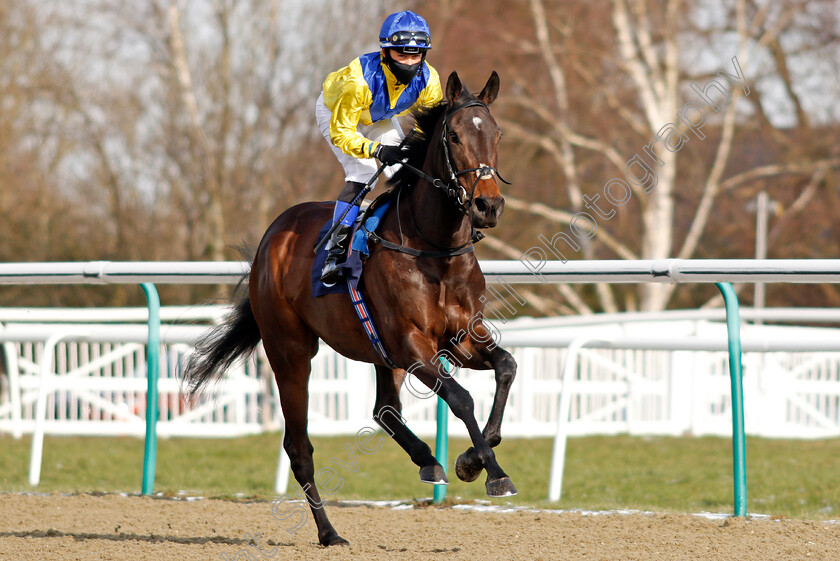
left=183, top=296, right=262, bottom=396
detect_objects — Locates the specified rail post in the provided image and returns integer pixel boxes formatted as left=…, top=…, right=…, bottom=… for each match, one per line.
left=715, top=282, right=747, bottom=516
left=140, top=283, right=161, bottom=495
left=433, top=357, right=450, bottom=504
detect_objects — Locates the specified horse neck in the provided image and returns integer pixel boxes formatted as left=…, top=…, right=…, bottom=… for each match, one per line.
left=400, top=137, right=472, bottom=249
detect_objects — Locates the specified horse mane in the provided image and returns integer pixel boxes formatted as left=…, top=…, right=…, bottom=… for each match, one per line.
left=385, top=102, right=448, bottom=194
left=387, top=87, right=479, bottom=194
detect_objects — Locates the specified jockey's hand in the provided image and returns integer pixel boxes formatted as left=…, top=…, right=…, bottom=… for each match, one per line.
left=374, top=144, right=405, bottom=166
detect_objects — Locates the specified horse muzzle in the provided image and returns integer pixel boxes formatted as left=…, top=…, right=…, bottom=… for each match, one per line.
left=471, top=195, right=505, bottom=228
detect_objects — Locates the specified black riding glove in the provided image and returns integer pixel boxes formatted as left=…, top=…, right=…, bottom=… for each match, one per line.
left=374, top=144, right=404, bottom=165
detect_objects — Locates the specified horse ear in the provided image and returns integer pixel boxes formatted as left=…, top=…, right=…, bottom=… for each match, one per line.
left=477, top=71, right=500, bottom=106
left=445, top=71, right=463, bottom=104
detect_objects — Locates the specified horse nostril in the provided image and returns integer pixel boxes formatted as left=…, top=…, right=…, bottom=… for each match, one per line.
left=474, top=197, right=489, bottom=215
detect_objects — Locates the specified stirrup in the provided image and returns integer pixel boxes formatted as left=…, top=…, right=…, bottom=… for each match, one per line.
left=320, top=258, right=343, bottom=285
left=320, top=226, right=351, bottom=285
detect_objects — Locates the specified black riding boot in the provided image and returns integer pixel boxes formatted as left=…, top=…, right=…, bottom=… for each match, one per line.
left=320, top=223, right=354, bottom=285
left=320, top=182, right=366, bottom=285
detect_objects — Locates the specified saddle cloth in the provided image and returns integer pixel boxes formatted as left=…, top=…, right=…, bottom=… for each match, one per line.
left=311, top=199, right=392, bottom=298
left=309, top=198, right=400, bottom=368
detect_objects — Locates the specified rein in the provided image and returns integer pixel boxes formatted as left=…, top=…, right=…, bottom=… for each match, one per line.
left=368, top=99, right=509, bottom=259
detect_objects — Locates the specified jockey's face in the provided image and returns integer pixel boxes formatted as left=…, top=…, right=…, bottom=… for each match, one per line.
left=386, top=48, right=422, bottom=65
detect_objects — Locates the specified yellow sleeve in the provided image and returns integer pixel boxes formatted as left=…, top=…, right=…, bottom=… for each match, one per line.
left=416, top=64, right=443, bottom=110
left=322, top=60, right=377, bottom=159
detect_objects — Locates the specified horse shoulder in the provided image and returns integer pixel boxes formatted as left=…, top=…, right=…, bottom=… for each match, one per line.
left=438, top=259, right=486, bottom=321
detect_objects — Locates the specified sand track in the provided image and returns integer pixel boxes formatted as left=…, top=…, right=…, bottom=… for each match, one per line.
left=1, top=494, right=839, bottom=560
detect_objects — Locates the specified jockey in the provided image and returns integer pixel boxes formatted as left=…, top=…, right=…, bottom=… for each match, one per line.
left=316, top=10, right=443, bottom=285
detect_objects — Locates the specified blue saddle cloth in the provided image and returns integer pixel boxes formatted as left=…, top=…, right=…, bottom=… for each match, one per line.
left=311, top=200, right=392, bottom=298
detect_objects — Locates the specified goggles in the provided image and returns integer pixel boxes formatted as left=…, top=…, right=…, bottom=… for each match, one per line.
left=384, top=30, right=431, bottom=48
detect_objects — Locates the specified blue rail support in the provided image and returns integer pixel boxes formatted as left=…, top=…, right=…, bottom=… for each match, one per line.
left=140, top=283, right=161, bottom=495
left=434, top=357, right=450, bottom=504
left=715, top=282, right=747, bottom=517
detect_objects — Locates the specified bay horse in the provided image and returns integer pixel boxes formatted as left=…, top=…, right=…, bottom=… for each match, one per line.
left=184, top=71, right=517, bottom=546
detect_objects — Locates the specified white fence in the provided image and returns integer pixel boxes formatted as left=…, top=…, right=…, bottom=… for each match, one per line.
left=0, top=308, right=265, bottom=439
left=3, top=307, right=840, bottom=440
left=5, top=260, right=840, bottom=504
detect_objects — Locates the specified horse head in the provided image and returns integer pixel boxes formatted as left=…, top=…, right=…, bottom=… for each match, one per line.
left=442, top=70, right=505, bottom=229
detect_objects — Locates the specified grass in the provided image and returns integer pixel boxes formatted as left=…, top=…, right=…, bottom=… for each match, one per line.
left=1, top=432, right=839, bottom=519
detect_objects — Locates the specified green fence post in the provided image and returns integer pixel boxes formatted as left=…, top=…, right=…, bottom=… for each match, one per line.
left=434, top=357, right=450, bottom=504
left=715, top=282, right=747, bottom=517
left=140, top=283, right=161, bottom=495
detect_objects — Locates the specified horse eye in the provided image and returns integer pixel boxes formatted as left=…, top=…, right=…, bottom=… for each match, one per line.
left=449, top=132, right=460, bottom=144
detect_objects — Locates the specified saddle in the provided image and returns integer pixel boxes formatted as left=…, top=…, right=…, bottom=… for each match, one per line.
left=311, top=192, right=393, bottom=297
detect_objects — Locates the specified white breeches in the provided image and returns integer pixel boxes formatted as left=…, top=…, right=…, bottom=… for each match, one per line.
left=315, top=93, right=405, bottom=186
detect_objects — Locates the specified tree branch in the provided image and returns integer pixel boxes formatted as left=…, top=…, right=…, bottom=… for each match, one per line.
left=611, top=0, right=665, bottom=125
left=503, top=195, right=640, bottom=260
left=480, top=234, right=584, bottom=315
left=528, top=0, right=583, bottom=206
left=720, top=159, right=840, bottom=192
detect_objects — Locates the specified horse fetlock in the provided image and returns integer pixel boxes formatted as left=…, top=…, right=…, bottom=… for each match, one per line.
left=455, top=448, right=483, bottom=482
left=408, top=439, right=434, bottom=459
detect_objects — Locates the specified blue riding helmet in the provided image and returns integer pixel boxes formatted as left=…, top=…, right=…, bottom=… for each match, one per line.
left=379, top=10, right=432, bottom=51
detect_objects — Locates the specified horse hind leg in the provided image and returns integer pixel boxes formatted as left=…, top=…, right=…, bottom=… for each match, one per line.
left=261, top=319, right=348, bottom=547
left=372, top=365, right=447, bottom=485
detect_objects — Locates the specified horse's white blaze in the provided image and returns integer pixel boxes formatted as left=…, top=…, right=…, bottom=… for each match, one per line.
left=472, top=116, right=483, bottom=130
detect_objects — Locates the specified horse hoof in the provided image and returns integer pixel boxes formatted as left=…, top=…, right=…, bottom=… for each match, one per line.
left=321, top=533, right=350, bottom=547
left=486, top=476, right=517, bottom=497
left=455, top=450, right=483, bottom=482
left=420, top=464, right=449, bottom=485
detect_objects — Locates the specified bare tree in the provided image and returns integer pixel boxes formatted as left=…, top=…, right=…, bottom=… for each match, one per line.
left=476, top=0, right=840, bottom=311
left=1, top=0, right=405, bottom=305
left=8, top=0, right=839, bottom=312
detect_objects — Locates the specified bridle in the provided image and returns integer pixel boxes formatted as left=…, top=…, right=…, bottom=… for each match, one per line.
left=401, top=99, right=511, bottom=214
left=365, top=98, right=511, bottom=259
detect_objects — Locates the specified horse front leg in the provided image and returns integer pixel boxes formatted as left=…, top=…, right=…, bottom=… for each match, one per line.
left=407, top=349, right=517, bottom=498
left=454, top=345, right=517, bottom=484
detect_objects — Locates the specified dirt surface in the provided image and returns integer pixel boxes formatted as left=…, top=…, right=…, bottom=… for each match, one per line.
left=1, top=494, right=839, bottom=561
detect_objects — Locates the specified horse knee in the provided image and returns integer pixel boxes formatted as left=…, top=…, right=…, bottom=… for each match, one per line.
left=496, top=369, right=515, bottom=387
left=485, top=433, right=502, bottom=448
left=445, top=388, right=475, bottom=420
left=495, top=354, right=517, bottom=385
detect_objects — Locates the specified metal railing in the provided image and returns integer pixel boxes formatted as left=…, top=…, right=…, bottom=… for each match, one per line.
left=4, top=259, right=840, bottom=514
